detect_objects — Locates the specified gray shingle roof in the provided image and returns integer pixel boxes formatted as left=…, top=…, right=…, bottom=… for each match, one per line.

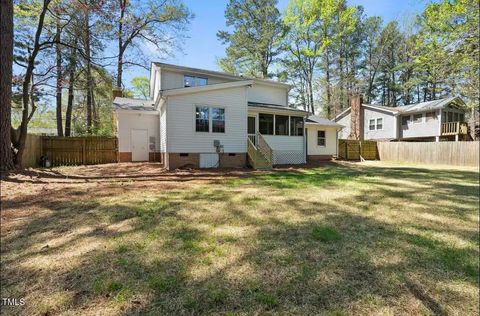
left=306, top=115, right=343, bottom=127
left=113, top=97, right=156, bottom=111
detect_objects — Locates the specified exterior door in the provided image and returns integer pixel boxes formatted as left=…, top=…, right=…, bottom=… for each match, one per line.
left=131, top=129, right=149, bottom=161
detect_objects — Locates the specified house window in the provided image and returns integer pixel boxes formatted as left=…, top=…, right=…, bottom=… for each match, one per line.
left=426, top=111, right=436, bottom=122
left=184, top=75, right=208, bottom=87
left=413, top=113, right=423, bottom=123
left=211, top=108, right=225, bottom=133
left=401, top=116, right=410, bottom=126
left=369, top=119, right=375, bottom=131
left=259, top=114, right=274, bottom=135
left=459, top=113, right=465, bottom=122
left=376, top=118, right=383, bottom=130
left=317, top=130, right=326, bottom=146
left=290, top=116, right=304, bottom=136
left=195, top=106, right=209, bottom=132
left=275, top=115, right=289, bottom=135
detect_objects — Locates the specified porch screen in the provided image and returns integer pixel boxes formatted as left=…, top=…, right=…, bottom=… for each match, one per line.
left=290, top=116, right=304, bottom=136
left=275, top=115, right=289, bottom=135
left=259, top=114, right=274, bottom=135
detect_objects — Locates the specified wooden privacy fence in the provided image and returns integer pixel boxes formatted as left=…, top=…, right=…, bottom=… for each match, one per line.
left=338, top=139, right=378, bottom=160
left=377, top=141, right=479, bottom=167
left=42, top=136, right=118, bottom=166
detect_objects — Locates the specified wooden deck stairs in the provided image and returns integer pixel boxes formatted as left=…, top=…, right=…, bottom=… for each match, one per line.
left=247, top=133, right=273, bottom=170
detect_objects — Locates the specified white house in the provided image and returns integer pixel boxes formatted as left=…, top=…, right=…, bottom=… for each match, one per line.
left=113, top=62, right=342, bottom=169
left=335, top=95, right=469, bottom=142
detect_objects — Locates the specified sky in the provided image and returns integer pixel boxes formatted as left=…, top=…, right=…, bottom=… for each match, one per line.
left=124, top=0, right=433, bottom=89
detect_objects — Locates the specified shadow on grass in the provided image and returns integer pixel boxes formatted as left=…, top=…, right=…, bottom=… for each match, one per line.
left=1, top=162, right=478, bottom=315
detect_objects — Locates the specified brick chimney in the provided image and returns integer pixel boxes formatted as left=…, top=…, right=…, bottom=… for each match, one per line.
left=112, top=88, right=123, bottom=100
left=349, top=94, right=363, bottom=140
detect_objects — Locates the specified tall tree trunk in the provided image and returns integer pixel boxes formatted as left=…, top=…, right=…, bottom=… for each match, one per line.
left=325, top=48, right=332, bottom=119
left=12, top=0, right=51, bottom=168
left=0, top=0, right=14, bottom=170
left=55, top=14, right=63, bottom=136
left=65, top=42, right=77, bottom=137
left=84, top=5, right=93, bottom=134
left=117, top=0, right=126, bottom=89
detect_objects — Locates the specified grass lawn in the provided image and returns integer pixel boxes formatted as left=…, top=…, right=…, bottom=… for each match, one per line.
left=1, top=161, right=479, bottom=315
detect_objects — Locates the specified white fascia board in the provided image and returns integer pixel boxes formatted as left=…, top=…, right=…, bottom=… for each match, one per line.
left=114, top=109, right=159, bottom=115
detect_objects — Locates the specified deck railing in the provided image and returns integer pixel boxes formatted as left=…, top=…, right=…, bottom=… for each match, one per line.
left=246, top=133, right=273, bottom=169
left=257, top=132, right=273, bottom=165
left=441, top=121, right=468, bottom=136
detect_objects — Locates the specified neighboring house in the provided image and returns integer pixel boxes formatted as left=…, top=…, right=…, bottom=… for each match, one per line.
left=113, top=63, right=342, bottom=169
left=335, top=95, right=469, bottom=142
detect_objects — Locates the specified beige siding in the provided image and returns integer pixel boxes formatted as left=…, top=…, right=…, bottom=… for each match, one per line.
left=248, top=84, right=288, bottom=106
left=116, top=111, right=159, bottom=152
left=307, top=126, right=337, bottom=156
left=161, top=69, right=233, bottom=90
left=166, top=87, right=248, bottom=153
left=336, top=112, right=351, bottom=139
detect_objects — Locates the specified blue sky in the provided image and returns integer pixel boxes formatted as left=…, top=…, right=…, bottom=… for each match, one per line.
left=124, top=0, right=432, bottom=88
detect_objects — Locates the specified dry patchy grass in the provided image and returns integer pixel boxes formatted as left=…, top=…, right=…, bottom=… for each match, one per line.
left=1, top=162, right=479, bottom=315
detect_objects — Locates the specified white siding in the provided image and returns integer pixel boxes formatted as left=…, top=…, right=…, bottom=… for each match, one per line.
left=307, top=126, right=337, bottom=156
left=116, top=112, right=159, bottom=152
left=336, top=112, right=351, bottom=139
left=160, top=105, right=167, bottom=152
left=160, top=69, right=233, bottom=90
left=248, top=84, right=288, bottom=106
left=166, top=87, right=248, bottom=153
left=363, top=108, right=396, bottom=140
left=400, top=110, right=441, bottom=139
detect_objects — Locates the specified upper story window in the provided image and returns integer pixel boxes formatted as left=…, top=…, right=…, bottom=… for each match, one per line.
left=369, top=119, right=375, bottom=131
left=184, top=75, right=208, bottom=88
left=317, top=130, right=326, bottom=146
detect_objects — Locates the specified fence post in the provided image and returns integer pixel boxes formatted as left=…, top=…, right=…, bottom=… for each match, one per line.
left=82, top=138, right=86, bottom=164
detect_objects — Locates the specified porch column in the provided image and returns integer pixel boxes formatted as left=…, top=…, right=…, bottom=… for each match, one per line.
left=435, top=136, right=440, bottom=142
left=455, top=134, right=459, bottom=142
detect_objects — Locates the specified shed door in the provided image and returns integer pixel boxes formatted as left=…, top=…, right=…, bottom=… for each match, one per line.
left=131, top=129, right=149, bottom=161
left=200, top=153, right=219, bottom=168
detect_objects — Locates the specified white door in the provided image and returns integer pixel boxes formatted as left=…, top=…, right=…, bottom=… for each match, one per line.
left=200, top=153, right=219, bottom=168
left=131, top=129, right=149, bottom=161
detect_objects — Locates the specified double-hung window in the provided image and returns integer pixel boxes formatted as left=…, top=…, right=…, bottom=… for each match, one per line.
left=317, top=130, right=326, bottom=146
left=369, top=119, right=375, bottom=131
left=195, top=106, right=209, bottom=132
left=211, top=108, right=225, bottom=133
left=196, top=106, right=225, bottom=133
left=376, top=118, right=383, bottom=130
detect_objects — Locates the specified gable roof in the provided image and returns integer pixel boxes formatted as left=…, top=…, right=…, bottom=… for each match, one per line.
left=306, top=115, right=343, bottom=127
left=334, top=96, right=465, bottom=120
left=152, top=62, right=291, bottom=89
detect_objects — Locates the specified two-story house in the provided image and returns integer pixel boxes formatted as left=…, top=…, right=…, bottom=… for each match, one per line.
left=113, top=63, right=342, bottom=169
left=335, top=95, right=469, bottom=142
